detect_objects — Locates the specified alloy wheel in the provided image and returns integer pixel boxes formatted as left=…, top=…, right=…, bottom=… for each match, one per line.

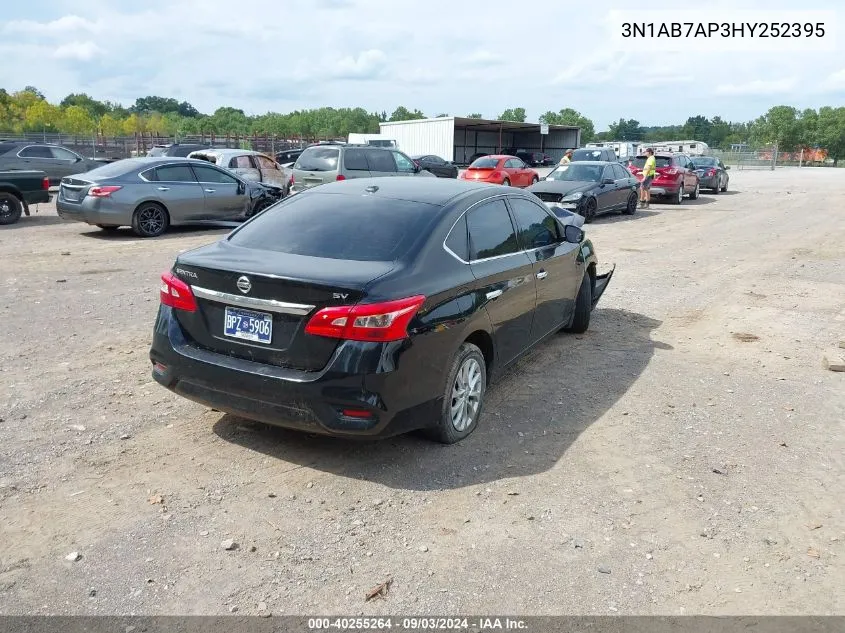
left=450, top=357, right=482, bottom=432
left=138, top=206, right=165, bottom=235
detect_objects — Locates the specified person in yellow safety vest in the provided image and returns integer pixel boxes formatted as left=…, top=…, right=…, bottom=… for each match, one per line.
left=640, top=148, right=656, bottom=209
left=559, top=150, right=573, bottom=165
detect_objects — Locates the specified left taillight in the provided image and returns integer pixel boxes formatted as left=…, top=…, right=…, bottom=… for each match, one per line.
left=707, top=168, right=717, bottom=176
left=42, top=177, right=50, bottom=190
left=304, top=295, right=425, bottom=342
left=88, top=185, right=122, bottom=198
left=160, top=271, right=198, bottom=312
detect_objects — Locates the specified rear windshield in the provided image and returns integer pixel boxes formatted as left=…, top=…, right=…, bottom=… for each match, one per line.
left=690, top=157, right=718, bottom=166
left=572, top=149, right=608, bottom=161
left=632, top=156, right=672, bottom=168
left=295, top=147, right=340, bottom=172
left=470, top=157, right=500, bottom=168
left=227, top=192, right=439, bottom=262
left=76, top=160, right=141, bottom=180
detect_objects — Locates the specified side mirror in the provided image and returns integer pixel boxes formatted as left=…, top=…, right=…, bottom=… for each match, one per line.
left=602, top=178, right=614, bottom=185
left=725, top=165, right=731, bottom=170
left=564, top=224, right=584, bottom=244
left=75, top=156, right=83, bottom=163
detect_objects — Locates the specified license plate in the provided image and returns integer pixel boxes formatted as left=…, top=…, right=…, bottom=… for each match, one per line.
left=223, top=306, right=273, bottom=344
left=62, top=187, right=80, bottom=202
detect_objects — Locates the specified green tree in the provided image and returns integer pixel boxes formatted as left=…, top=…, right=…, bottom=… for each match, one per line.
left=752, top=105, right=800, bottom=151
left=607, top=118, right=644, bottom=141
left=680, top=115, right=712, bottom=142
left=389, top=106, right=425, bottom=121
left=23, top=85, right=45, bottom=100
left=816, top=106, right=845, bottom=165
left=497, top=107, right=526, bottom=122
left=60, top=105, right=95, bottom=136
left=60, top=93, right=109, bottom=118
left=25, top=100, right=62, bottom=133
left=99, top=113, right=124, bottom=137
left=539, top=108, right=595, bottom=143
left=466, top=113, right=483, bottom=119
left=122, top=113, right=146, bottom=135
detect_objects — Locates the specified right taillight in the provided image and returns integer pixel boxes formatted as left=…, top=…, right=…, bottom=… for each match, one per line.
left=42, top=177, right=50, bottom=190
left=304, top=295, right=425, bottom=342
left=160, top=271, right=198, bottom=312
left=336, top=174, right=346, bottom=181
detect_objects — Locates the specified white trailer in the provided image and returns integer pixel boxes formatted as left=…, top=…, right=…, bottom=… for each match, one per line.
left=585, top=141, right=638, bottom=159
left=637, top=140, right=710, bottom=156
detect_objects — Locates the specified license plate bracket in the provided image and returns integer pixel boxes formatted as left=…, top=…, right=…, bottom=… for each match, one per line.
left=223, top=306, right=273, bottom=344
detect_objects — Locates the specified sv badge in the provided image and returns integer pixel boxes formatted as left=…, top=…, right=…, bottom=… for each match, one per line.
left=333, top=293, right=349, bottom=300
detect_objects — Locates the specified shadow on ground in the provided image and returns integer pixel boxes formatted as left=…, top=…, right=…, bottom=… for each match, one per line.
left=213, top=308, right=668, bottom=491
left=592, top=209, right=660, bottom=224
left=77, top=224, right=235, bottom=241
left=1, top=215, right=68, bottom=229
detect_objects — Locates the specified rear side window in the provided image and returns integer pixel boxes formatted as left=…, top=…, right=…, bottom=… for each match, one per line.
left=19, top=145, right=53, bottom=158
left=509, top=197, right=560, bottom=249
left=0, top=143, right=18, bottom=155
left=230, top=155, right=253, bottom=169
left=192, top=164, right=239, bottom=184
left=444, top=215, right=469, bottom=261
left=295, top=147, right=339, bottom=172
left=153, top=165, right=197, bottom=182
left=343, top=148, right=369, bottom=171
left=255, top=155, right=277, bottom=170
left=365, top=150, right=397, bottom=172
left=466, top=199, right=518, bottom=261
left=228, top=193, right=440, bottom=261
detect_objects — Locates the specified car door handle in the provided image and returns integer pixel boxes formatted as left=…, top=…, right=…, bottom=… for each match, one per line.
left=157, top=186, right=170, bottom=191
left=486, top=289, right=503, bottom=300
left=536, top=271, right=548, bottom=280
left=204, top=188, right=216, bottom=193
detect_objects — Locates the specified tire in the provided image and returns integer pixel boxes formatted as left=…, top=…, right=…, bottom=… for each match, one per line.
left=721, top=178, right=728, bottom=193
left=670, top=184, right=684, bottom=205
left=427, top=342, right=487, bottom=444
left=563, top=272, right=592, bottom=334
left=623, top=191, right=638, bottom=215
left=96, top=224, right=120, bottom=231
left=712, top=179, right=720, bottom=194
left=248, top=196, right=275, bottom=218
left=502, top=178, right=511, bottom=187
left=0, top=192, right=23, bottom=225
left=581, top=197, right=597, bottom=223
left=689, top=181, right=700, bottom=200
left=131, top=202, right=169, bottom=238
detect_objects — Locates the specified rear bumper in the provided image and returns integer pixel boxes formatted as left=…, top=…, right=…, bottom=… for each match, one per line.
left=56, top=196, right=134, bottom=226
left=149, top=306, right=441, bottom=439
left=23, top=191, right=51, bottom=205
left=649, top=183, right=680, bottom=196
left=699, top=175, right=719, bottom=188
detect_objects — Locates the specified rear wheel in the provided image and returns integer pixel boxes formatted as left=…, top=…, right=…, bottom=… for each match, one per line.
left=712, top=178, right=721, bottom=194
left=502, top=178, right=510, bottom=187
left=427, top=343, right=487, bottom=444
left=721, top=178, right=728, bottom=192
left=0, top=193, right=23, bottom=225
left=623, top=191, right=638, bottom=215
left=689, top=181, right=700, bottom=200
left=582, top=198, right=598, bottom=223
left=671, top=185, right=684, bottom=205
left=563, top=272, right=592, bottom=334
left=131, top=202, right=169, bottom=238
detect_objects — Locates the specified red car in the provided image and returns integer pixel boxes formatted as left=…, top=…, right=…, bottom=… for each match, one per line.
left=627, top=152, right=700, bottom=204
left=459, top=154, right=539, bottom=188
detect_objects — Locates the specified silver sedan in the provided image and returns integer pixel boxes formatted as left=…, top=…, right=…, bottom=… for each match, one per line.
left=56, top=157, right=282, bottom=237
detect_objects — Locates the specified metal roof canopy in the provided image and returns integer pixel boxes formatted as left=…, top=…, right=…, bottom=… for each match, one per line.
left=380, top=116, right=579, bottom=133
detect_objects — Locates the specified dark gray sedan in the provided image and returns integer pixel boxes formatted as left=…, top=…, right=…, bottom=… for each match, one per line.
left=56, top=158, right=283, bottom=237
left=0, top=141, right=107, bottom=186
left=690, top=156, right=730, bottom=193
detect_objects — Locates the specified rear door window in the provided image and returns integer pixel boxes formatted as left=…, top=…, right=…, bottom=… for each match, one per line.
left=153, top=164, right=198, bottom=182
left=230, top=155, right=254, bottom=169
left=255, top=155, right=277, bottom=170
left=295, top=147, right=339, bottom=172
left=227, top=193, right=438, bottom=262
left=365, top=149, right=397, bottom=172
left=343, top=148, right=369, bottom=171
left=466, top=199, right=519, bottom=261
left=19, top=145, right=53, bottom=158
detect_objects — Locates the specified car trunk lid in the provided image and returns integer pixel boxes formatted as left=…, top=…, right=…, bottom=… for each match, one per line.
left=170, top=241, right=395, bottom=371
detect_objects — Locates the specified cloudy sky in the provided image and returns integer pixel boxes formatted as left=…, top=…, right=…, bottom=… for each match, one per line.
left=0, top=0, right=842, bottom=129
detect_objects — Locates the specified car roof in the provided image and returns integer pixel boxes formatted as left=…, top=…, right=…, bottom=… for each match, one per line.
left=558, top=160, right=617, bottom=166
left=188, top=148, right=264, bottom=157
left=302, top=176, right=502, bottom=206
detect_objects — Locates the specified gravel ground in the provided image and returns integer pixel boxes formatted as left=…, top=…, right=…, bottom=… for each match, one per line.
left=0, top=168, right=843, bottom=616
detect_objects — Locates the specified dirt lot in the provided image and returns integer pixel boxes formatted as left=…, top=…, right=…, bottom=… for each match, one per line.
left=1, top=168, right=843, bottom=616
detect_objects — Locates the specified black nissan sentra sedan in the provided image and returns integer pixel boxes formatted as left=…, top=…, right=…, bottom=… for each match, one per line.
left=150, top=178, right=614, bottom=443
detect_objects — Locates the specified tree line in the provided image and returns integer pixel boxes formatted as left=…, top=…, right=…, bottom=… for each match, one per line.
left=1, top=87, right=843, bottom=162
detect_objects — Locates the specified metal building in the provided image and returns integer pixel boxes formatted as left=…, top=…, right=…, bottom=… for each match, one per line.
left=378, top=117, right=581, bottom=165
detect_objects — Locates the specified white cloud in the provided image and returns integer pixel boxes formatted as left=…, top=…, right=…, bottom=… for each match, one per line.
left=4, top=14, right=102, bottom=34
left=715, top=79, right=797, bottom=96
left=0, top=1, right=843, bottom=129
left=53, top=41, right=104, bottom=61
left=330, top=49, right=387, bottom=80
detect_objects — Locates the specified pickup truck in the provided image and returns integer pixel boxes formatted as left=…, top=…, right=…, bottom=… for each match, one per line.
left=0, top=170, right=51, bottom=225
